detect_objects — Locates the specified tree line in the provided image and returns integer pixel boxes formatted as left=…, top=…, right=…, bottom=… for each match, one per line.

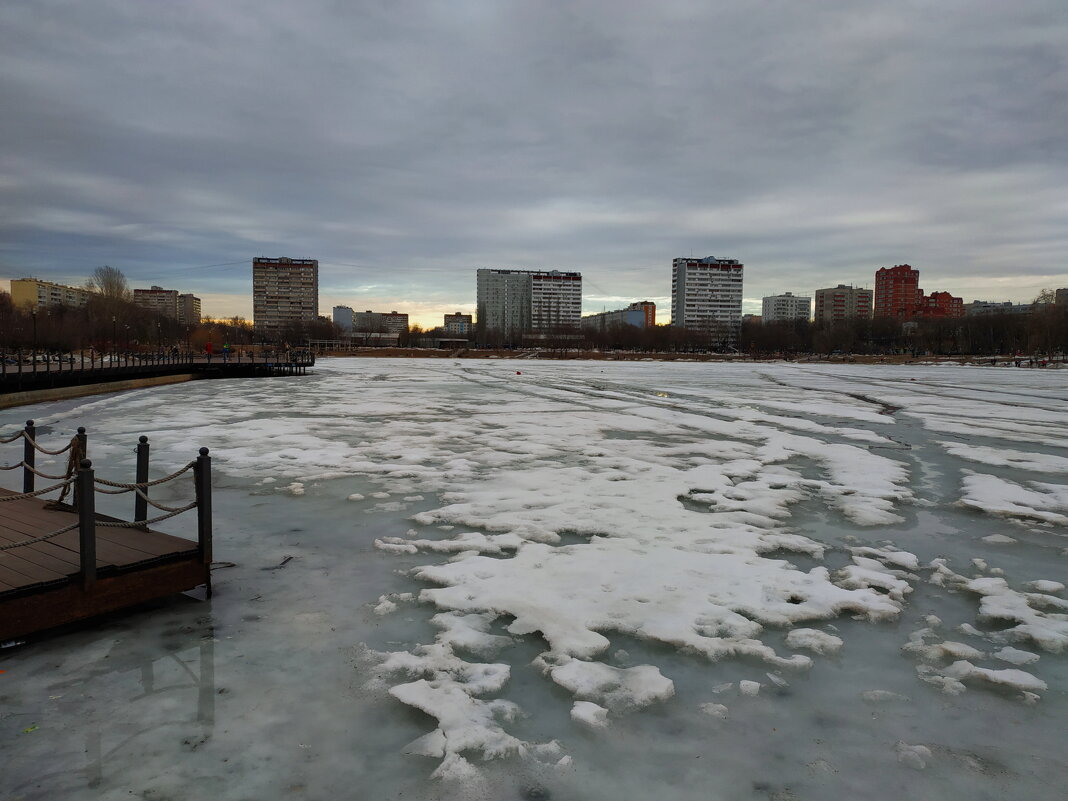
left=740, top=304, right=1067, bottom=357
left=439, top=305, right=1067, bottom=356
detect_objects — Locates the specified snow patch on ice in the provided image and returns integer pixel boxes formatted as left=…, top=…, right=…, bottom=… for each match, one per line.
left=699, top=702, right=729, bottom=718
left=993, top=647, right=1039, bottom=666
left=785, top=628, right=843, bottom=655
left=1025, top=580, right=1064, bottom=594
left=959, top=472, right=1068, bottom=525
left=981, top=534, right=1016, bottom=545
left=941, top=660, right=1047, bottom=693
left=413, top=540, right=900, bottom=666
left=861, top=690, right=910, bottom=703
left=895, top=742, right=932, bottom=770
left=938, top=441, right=1068, bottom=473
left=570, top=701, right=609, bottom=728
left=537, top=655, right=675, bottom=712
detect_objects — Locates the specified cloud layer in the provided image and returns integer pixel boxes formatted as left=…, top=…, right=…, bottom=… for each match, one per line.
left=2, top=1, right=1066, bottom=323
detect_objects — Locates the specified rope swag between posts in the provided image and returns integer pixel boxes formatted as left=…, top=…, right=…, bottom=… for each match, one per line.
left=0, top=423, right=210, bottom=559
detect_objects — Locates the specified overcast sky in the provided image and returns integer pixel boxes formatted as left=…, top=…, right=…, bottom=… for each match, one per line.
left=1, top=1, right=1066, bottom=326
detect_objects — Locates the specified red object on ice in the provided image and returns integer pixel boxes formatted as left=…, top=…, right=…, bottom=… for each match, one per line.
left=516, top=371, right=522, bottom=375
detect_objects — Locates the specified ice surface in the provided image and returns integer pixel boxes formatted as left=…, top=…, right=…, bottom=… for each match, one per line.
left=2, top=359, right=1066, bottom=800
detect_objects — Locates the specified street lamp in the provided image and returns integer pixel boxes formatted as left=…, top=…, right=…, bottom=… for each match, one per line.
left=112, top=315, right=117, bottom=362
left=31, top=307, right=37, bottom=368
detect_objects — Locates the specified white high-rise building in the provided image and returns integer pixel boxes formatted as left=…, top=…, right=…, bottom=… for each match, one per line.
left=670, top=257, right=744, bottom=342
left=761, top=292, right=811, bottom=323
left=530, top=271, right=582, bottom=330
left=476, top=269, right=582, bottom=337
left=252, top=257, right=318, bottom=340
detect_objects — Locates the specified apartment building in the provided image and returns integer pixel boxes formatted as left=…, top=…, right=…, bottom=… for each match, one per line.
left=333, top=305, right=355, bottom=332
left=443, top=312, right=473, bottom=335
left=476, top=269, right=582, bottom=335
left=670, top=257, right=743, bottom=342
left=582, top=301, right=656, bottom=330
left=178, top=293, right=202, bottom=325
left=761, top=292, right=811, bottom=323
left=10, top=278, right=95, bottom=310
left=133, top=286, right=180, bottom=318
left=353, top=310, right=409, bottom=333
left=965, top=301, right=1033, bottom=316
left=874, top=264, right=921, bottom=319
left=530, top=271, right=582, bottom=330
left=132, top=286, right=202, bottom=324
left=921, top=291, right=965, bottom=319
left=252, top=257, right=318, bottom=339
left=813, top=285, right=873, bottom=323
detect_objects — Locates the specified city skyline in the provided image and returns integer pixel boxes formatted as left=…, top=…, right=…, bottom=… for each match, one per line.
left=2, top=2, right=1066, bottom=328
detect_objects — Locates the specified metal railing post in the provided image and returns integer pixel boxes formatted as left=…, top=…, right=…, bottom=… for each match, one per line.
left=73, top=426, right=87, bottom=506
left=77, top=458, right=97, bottom=589
left=135, top=435, right=149, bottom=526
left=23, top=419, right=35, bottom=493
left=194, top=447, right=213, bottom=571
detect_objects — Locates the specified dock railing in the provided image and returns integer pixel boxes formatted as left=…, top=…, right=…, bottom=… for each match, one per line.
left=0, top=423, right=211, bottom=592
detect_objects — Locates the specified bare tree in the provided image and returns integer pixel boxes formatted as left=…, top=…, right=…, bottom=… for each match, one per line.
left=1034, top=288, right=1057, bottom=305
left=86, top=265, right=131, bottom=301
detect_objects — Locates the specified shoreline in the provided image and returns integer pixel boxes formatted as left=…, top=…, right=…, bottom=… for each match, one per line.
left=313, top=348, right=1064, bottom=367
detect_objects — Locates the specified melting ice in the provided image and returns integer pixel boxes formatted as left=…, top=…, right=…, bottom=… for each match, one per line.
left=2, top=359, right=1066, bottom=800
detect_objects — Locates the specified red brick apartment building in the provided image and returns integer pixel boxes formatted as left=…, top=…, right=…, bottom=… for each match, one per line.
left=922, top=291, right=965, bottom=318
left=874, top=264, right=964, bottom=320
left=874, top=264, right=921, bottom=318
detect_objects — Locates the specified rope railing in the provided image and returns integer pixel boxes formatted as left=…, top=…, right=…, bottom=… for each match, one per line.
left=20, top=462, right=73, bottom=481
left=1, top=421, right=87, bottom=498
left=93, top=461, right=197, bottom=491
left=0, top=479, right=75, bottom=501
left=0, top=431, right=213, bottom=595
left=0, top=521, right=80, bottom=551
left=0, top=427, right=76, bottom=454
left=97, top=502, right=199, bottom=528
left=132, top=486, right=198, bottom=513
left=26, top=435, right=74, bottom=456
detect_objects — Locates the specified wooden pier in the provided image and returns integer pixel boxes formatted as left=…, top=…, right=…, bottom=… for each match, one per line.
left=0, top=424, right=212, bottom=641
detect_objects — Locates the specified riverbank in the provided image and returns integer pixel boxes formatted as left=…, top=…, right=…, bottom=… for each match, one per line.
left=316, top=347, right=1064, bottom=367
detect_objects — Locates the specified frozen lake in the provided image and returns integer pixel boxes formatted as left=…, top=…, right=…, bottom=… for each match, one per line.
left=2, top=359, right=1066, bottom=800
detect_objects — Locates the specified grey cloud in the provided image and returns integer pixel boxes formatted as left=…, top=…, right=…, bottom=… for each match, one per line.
left=1, top=0, right=1066, bottom=321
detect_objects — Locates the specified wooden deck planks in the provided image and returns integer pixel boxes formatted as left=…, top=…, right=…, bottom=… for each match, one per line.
left=0, top=487, right=200, bottom=598
left=0, top=440, right=213, bottom=640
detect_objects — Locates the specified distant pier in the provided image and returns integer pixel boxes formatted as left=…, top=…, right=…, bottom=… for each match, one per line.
left=0, top=351, right=314, bottom=395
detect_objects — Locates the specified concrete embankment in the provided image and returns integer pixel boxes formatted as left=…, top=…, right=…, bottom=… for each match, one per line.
left=0, top=373, right=198, bottom=410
